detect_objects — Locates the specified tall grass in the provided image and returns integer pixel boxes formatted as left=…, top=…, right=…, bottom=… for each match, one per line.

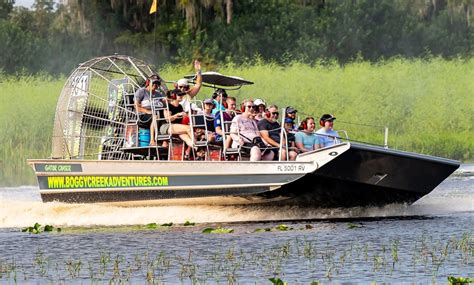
left=0, top=75, right=63, bottom=186
left=1, top=58, right=472, bottom=186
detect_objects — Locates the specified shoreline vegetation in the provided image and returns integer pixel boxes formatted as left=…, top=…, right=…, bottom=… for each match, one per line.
left=1, top=57, right=473, bottom=186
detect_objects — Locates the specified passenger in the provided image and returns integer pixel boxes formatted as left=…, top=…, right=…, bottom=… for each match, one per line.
left=316, top=114, right=340, bottom=148
left=211, top=88, right=228, bottom=115
left=295, top=117, right=322, bottom=153
left=258, top=105, right=297, bottom=161
left=214, top=96, right=237, bottom=146
left=160, top=89, right=194, bottom=153
left=177, top=60, right=203, bottom=112
left=253, top=98, right=266, bottom=121
left=134, top=75, right=165, bottom=146
left=198, top=98, right=216, bottom=142
left=230, top=99, right=274, bottom=161
left=285, top=106, right=298, bottom=131
left=283, top=118, right=296, bottom=147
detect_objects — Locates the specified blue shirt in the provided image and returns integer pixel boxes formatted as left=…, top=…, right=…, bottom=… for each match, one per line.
left=211, top=99, right=226, bottom=115
left=295, top=132, right=320, bottom=151
left=316, top=128, right=339, bottom=148
left=213, top=112, right=233, bottom=142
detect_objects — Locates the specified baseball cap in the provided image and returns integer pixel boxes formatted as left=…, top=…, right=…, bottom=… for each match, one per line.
left=177, top=78, right=189, bottom=87
left=254, top=99, right=266, bottom=106
left=203, top=98, right=214, bottom=105
left=320, top=114, right=336, bottom=121
left=286, top=106, right=297, bottom=114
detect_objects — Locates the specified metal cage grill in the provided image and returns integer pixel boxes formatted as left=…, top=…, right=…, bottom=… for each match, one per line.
left=51, top=55, right=158, bottom=160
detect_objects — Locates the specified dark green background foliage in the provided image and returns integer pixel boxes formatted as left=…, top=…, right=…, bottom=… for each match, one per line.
left=0, top=0, right=472, bottom=74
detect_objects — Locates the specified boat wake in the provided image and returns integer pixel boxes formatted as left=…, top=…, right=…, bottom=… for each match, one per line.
left=0, top=183, right=472, bottom=228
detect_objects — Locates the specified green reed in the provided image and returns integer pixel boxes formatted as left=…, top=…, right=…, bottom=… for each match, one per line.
left=1, top=57, right=473, bottom=186
left=1, top=230, right=472, bottom=283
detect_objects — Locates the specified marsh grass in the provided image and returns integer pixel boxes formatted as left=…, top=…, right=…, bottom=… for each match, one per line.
left=1, top=231, right=471, bottom=283
left=1, top=58, right=473, bottom=186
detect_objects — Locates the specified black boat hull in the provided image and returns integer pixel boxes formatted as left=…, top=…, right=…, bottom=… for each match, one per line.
left=259, top=143, right=460, bottom=207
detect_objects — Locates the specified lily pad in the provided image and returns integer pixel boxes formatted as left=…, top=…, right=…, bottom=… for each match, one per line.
left=202, top=227, right=234, bottom=234
left=146, top=223, right=158, bottom=229
left=347, top=223, right=364, bottom=229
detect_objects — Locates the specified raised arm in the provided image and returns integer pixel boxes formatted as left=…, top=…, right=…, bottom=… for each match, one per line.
left=187, top=60, right=202, bottom=98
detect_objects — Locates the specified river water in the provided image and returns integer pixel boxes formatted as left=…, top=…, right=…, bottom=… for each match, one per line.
left=0, top=165, right=472, bottom=283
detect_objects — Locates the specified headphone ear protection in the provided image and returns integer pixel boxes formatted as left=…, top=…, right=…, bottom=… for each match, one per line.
left=265, top=110, right=271, bottom=118
left=241, top=103, right=246, bottom=112
left=302, top=120, right=307, bottom=130
left=145, top=78, right=150, bottom=87
left=320, top=120, right=325, bottom=127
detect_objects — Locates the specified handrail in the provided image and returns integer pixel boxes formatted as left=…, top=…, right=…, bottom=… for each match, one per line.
left=279, top=107, right=289, bottom=161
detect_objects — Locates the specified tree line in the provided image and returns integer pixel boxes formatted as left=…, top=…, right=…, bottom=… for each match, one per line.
left=0, top=0, right=472, bottom=75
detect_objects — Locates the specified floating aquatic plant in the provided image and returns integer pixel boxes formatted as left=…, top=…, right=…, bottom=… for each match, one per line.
left=347, top=223, right=364, bottom=229
left=202, top=227, right=234, bottom=234
left=447, top=276, right=473, bottom=284
left=254, top=225, right=293, bottom=233
left=184, top=221, right=195, bottom=226
left=21, top=223, right=61, bottom=234
left=275, top=224, right=290, bottom=231
left=146, top=223, right=157, bottom=229
left=269, top=277, right=287, bottom=285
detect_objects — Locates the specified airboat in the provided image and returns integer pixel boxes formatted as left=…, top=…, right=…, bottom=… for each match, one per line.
left=27, top=55, right=460, bottom=207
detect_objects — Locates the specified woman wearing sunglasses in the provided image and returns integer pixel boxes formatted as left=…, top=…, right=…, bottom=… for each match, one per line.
left=230, top=99, right=274, bottom=161
left=160, top=89, right=194, bottom=153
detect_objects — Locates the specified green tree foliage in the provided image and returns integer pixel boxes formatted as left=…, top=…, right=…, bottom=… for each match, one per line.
left=0, top=0, right=472, bottom=74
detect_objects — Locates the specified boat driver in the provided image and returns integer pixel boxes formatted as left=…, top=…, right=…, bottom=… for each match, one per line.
left=316, top=114, right=340, bottom=148
left=211, top=88, right=228, bottom=115
left=134, top=74, right=166, bottom=146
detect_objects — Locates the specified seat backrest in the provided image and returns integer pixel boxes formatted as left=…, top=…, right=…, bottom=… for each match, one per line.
left=151, top=97, right=171, bottom=141
left=187, top=100, right=210, bottom=147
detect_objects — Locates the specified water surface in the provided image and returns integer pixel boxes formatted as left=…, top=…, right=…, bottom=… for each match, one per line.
left=0, top=164, right=472, bottom=283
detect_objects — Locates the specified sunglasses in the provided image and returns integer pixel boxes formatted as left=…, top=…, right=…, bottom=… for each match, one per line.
left=270, top=112, right=279, bottom=116
left=179, top=85, right=190, bottom=91
left=176, top=93, right=185, bottom=97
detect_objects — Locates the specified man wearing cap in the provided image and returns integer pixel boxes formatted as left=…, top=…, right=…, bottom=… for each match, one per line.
left=177, top=60, right=203, bottom=112
left=285, top=106, right=298, bottom=131
left=134, top=75, right=166, bottom=146
left=316, top=114, right=340, bottom=148
left=202, top=98, right=216, bottom=133
left=211, top=88, right=228, bottom=116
